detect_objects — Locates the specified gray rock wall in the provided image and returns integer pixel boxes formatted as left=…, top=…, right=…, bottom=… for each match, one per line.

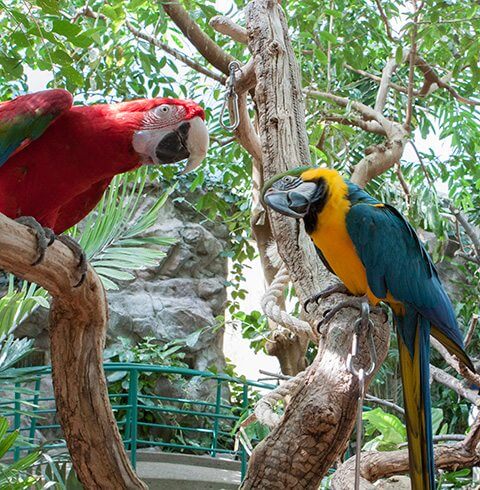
left=16, top=188, right=229, bottom=373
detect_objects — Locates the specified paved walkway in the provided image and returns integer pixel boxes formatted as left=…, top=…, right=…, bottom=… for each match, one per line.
left=135, top=451, right=241, bottom=489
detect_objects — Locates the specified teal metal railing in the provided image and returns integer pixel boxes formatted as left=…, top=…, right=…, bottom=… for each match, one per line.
left=0, top=363, right=275, bottom=479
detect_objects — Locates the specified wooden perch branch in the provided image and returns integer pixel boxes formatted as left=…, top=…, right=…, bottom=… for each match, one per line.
left=0, top=214, right=146, bottom=490
left=237, top=1, right=391, bottom=488
left=331, top=426, right=480, bottom=489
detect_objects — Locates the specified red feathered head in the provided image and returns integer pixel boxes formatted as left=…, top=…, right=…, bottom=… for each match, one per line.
left=115, top=97, right=208, bottom=173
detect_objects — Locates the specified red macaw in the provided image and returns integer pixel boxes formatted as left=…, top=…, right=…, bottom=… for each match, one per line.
left=0, top=89, right=209, bottom=282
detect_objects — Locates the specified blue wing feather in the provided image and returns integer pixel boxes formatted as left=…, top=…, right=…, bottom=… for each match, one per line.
left=345, top=181, right=466, bottom=358
left=0, top=89, right=73, bottom=167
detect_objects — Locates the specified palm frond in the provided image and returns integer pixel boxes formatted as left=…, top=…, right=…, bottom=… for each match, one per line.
left=77, top=167, right=176, bottom=290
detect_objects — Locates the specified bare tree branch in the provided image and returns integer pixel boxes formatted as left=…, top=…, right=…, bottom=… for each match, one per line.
left=365, top=394, right=405, bottom=415
left=234, top=92, right=263, bottom=161
left=306, top=89, right=408, bottom=187
left=322, top=115, right=387, bottom=135
left=345, top=63, right=410, bottom=95
left=415, top=56, right=480, bottom=106
left=374, top=57, right=400, bottom=113
left=80, top=6, right=226, bottom=84
left=235, top=58, right=257, bottom=94
left=331, top=424, right=480, bottom=489
left=395, top=162, right=411, bottom=206
left=210, top=15, right=248, bottom=44
left=431, top=336, right=480, bottom=389
left=409, top=140, right=435, bottom=186
left=374, top=0, right=396, bottom=42
left=464, top=315, right=479, bottom=348
left=161, top=0, right=235, bottom=76
left=448, top=203, right=480, bottom=260
left=305, top=89, right=392, bottom=127
left=430, top=365, right=479, bottom=405
left=405, top=0, right=424, bottom=130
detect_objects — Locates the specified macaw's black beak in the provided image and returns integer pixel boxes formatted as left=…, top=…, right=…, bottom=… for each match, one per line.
left=155, top=122, right=191, bottom=164
left=155, top=117, right=209, bottom=173
left=263, top=181, right=320, bottom=219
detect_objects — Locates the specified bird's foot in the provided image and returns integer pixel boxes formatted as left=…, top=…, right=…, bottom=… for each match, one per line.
left=15, top=216, right=55, bottom=266
left=15, top=216, right=87, bottom=287
left=303, top=282, right=351, bottom=313
left=317, top=295, right=370, bottom=333
left=56, top=235, right=87, bottom=288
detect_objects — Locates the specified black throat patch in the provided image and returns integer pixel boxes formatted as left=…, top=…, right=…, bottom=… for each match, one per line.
left=303, top=178, right=328, bottom=235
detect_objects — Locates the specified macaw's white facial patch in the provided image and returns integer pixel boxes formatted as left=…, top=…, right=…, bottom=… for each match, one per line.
left=142, top=104, right=187, bottom=130
left=132, top=115, right=209, bottom=170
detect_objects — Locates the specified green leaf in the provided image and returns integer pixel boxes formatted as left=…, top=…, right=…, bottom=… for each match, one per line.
left=60, top=65, right=84, bottom=86
left=52, top=19, right=81, bottom=39
left=318, top=31, right=337, bottom=44
left=431, top=407, right=443, bottom=435
left=395, top=45, right=404, bottom=65
left=362, top=407, right=407, bottom=450
left=94, top=268, right=135, bottom=281
left=0, top=430, right=18, bottom=458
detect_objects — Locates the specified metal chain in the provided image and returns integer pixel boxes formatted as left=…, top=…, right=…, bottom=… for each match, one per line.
left=220, top=61, right=241, bottom=131
left=346, top=302, right=377, bottom=490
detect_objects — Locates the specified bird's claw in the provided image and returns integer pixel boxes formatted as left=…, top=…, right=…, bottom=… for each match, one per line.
left=304, top=282, right=351, bottom=313
left=56, top=235, right=87, bottom=288
left=15, top=216, right=55, bottom=266
left=15, top=216, right=87, bottom=288
left=317, top=296, right=369, bottom=333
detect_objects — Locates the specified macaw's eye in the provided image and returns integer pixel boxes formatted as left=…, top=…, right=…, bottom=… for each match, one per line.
left=283, top=176, right=293, bottom=184
left=155, top=105, right=171, bottom=114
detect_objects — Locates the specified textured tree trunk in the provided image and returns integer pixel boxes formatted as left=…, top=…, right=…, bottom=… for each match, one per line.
left=241, top=1, right=390, bottom=487
left=244, top=308, right=388, bottom=489
left=251, top=156, right=308, bottom=375
left=0, top=214, right=146, bottom=490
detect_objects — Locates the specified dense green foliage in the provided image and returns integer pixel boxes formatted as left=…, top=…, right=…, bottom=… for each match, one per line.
left=0, top=0, right=479, bottom=483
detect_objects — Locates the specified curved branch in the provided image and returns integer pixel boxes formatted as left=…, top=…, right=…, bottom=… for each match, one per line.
left=0, top=214, right=146, bottom=489
left=210, top=15, right=248, bottom=44
left=331, top=413, right=480, bottom=488
left=415, top=56, right=480, bottom=106
left=161, top=0, right=235, bottom=76
left=80, top=6, right=225, bottom=84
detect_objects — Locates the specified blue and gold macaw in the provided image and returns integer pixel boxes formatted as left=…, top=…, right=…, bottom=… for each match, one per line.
left=261, top=166, right=475, bottom=489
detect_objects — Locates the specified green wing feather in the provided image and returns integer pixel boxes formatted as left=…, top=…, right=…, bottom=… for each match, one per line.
left=0, top=89, right=73, bottom=167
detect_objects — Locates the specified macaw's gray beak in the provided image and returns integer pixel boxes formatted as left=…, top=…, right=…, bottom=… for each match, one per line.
left=263, top=182, right=319, bottom=219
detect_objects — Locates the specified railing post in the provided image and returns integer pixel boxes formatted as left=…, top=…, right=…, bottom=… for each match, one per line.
left=128, top=368, right=139, bottom=468
left=211, top=379, right=222, bottom=457
left=28, top=376, right=41, bottom=445
left=241, top=384, right=249, bottom=480
left=13, top=383, right=21, bottom=461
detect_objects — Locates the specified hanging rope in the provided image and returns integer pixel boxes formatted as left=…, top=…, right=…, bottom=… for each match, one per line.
left=261, top=263, right=314, bottom=338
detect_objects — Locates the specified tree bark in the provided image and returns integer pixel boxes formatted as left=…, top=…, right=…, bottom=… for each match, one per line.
left=241, top=1, right=390, bottom=487
left=0, top=214, right=146, bottom=490
left=243, top=306, right=388, bottom=489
